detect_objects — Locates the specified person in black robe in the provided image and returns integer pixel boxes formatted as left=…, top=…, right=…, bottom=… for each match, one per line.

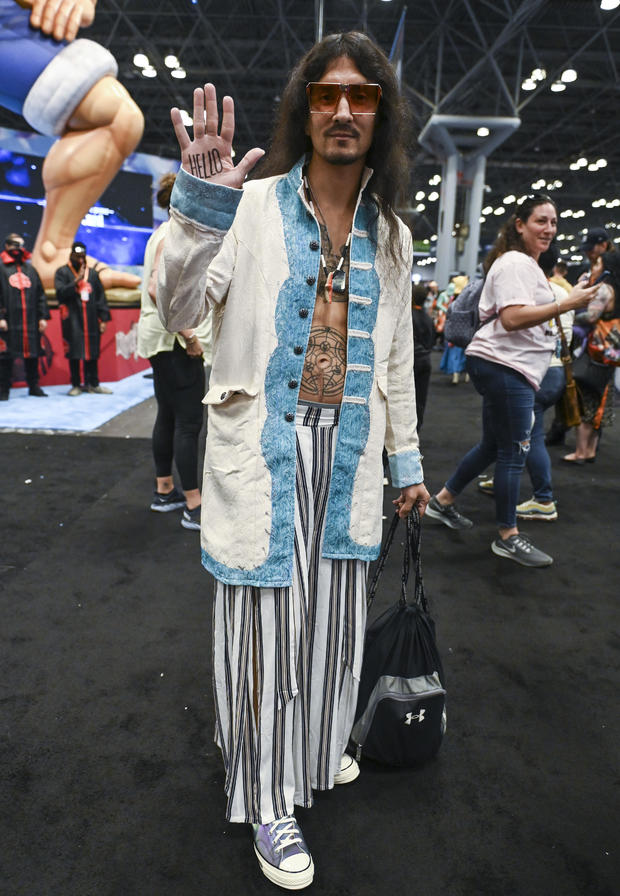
left=54, top=242, right=112, bottom=395
left=0, top=233, right=50, bottom=400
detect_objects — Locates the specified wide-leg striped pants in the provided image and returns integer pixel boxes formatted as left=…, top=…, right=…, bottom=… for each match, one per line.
left=212, top=403, right=368, bottom=824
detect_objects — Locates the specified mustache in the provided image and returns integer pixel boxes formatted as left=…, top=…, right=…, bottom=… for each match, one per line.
left=325, top=126, right=359, bottom=138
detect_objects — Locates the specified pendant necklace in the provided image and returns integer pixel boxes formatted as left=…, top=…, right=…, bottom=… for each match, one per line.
left=304, top=173, right=351, bottom=303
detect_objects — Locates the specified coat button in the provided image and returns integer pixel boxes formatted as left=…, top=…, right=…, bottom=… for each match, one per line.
left=288, top=380, right=298, bottom=389
left=299, top=308, right=309, bottom=318
left=285, top=412, right=294, bottom=422
left=306, top=275, right=316, bottom=286
left=310, top=240, right=319, bottom=251
left=293, top=345, right=303, bottom=355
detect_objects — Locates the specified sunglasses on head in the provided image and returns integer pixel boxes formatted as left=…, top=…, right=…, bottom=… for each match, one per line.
left=306, top=82, right=382, bottom=115
left=6, top=238, right=24, bottom=248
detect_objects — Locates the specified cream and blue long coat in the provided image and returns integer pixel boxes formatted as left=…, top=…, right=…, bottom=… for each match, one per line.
left=158, top=160, right=423, bottom=588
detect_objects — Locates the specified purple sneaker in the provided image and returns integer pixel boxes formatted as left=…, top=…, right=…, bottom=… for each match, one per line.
left=252, top=815, right=314, bottom=889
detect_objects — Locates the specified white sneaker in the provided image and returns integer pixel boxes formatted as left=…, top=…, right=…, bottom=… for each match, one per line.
left=333, top=753, right=360, bottom=785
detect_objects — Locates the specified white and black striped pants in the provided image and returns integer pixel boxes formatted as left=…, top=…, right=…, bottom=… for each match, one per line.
left=212, top=403, right=368, bottom=824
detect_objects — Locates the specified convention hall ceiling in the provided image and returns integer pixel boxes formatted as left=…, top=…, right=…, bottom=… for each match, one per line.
left=2, top=0, right=619, bottom=260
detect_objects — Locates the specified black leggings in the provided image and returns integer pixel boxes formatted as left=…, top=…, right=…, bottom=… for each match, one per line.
left=150, top=344, right=205, bottom=491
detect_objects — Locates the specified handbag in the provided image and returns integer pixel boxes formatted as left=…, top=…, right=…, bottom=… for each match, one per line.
left=349, top=509, right=446, bottom=767
left=572, top=350, right=613, bottom=399
left=554, top=311, right=581, bottom=427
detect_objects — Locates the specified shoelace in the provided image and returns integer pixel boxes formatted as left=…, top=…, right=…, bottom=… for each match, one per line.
left=268, top=817, right=302, bottom=853
left=511, top=535, right=533, bottom=552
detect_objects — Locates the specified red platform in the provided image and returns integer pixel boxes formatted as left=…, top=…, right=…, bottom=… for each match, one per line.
left=11, top=307, right=149, bottom=386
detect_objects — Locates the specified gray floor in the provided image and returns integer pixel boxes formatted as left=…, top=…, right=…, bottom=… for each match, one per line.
left=84, top=395, right=157, bottom=439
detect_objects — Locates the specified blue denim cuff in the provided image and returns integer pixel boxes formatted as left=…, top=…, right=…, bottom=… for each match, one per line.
left=170, top=166, right=242, bottom=231
left=388, top=449, right=424, bottom=487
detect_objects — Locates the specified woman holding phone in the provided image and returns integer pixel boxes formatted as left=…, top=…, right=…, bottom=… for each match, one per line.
left=425, top=195, right=597, bottom=567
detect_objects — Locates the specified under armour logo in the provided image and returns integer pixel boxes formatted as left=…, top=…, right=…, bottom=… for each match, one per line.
left=405, top=709, right=425, bottom=725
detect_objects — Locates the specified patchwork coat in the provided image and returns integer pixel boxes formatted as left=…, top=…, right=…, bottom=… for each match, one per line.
left=158, top=160, right=423, bottom=587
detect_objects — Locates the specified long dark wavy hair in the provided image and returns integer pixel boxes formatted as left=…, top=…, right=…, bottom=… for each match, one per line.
left=254, top=31, right=414, bottom=259
left=483, top=194, right=557, bottom=273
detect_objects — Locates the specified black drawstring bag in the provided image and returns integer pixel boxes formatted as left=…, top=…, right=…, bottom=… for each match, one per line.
left=350, top=509, right=447, bottom=766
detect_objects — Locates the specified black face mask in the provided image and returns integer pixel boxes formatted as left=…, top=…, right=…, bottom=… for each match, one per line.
left=7, top=246, right=25, bottom=262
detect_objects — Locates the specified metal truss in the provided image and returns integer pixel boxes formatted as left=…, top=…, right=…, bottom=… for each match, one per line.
left=1, top=0, right=618, bottom=251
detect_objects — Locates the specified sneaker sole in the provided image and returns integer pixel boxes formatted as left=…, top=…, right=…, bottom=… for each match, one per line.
left=181, top=519, right=201, bottom=530
left=425, top=506, right=473, bottom=530
left=491, top=541, right=553, bottom=567
left=516, top=511, right=558, bottom=521
left=254, top=845, right=314, bottom=890
left=150, top=502, right=186, bottom=512
left=334, top=758, right=360, bottom=785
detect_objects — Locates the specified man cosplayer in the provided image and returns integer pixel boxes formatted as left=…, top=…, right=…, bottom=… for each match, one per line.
left=0, top=233, right=49, bottom=400
left=55, top=241, right=112, bottom=395
left=158, top=31, right=430, bottom=891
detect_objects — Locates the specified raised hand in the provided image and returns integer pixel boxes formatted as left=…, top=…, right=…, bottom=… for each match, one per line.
left=171, top=84, right=264, bottom=190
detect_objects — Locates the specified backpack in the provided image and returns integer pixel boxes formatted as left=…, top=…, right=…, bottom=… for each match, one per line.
left=350, top=510, right=447, bottom=767
left=443, top=276, right=487, bottom=348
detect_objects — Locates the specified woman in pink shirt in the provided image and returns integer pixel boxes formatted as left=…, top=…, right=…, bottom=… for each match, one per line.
left=425, top=195, right=596, bottom=567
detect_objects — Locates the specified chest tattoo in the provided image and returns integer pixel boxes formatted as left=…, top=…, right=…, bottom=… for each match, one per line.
left=302, top=326, right=347, bottom=400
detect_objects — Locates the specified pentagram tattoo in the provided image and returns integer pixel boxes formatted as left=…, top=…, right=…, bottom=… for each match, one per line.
left=188, top=148, right=223, bottom=179
left=302, top=326, right=347, bottom=400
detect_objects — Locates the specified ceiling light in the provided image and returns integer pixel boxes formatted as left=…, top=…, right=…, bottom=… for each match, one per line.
left=588, top=163, right=598, bottom=171
left=133, top=52, right=149, bottom=67
left=550, top=82, right=566, bottom=92
left=479, top=216, right=486, bottom=223
left=415, top=191, right=425, bottom=201
left=180, top=110, right=193, bottom=126
left=600, top=0, right=619, bottom=10
left=428, top=191, right=439, bottom=202
left=503, top=195, right=516, bottom=204
left=569, top=162, right=580, bottom=170
left=596, top=158, right=608, bottom=167
left=477, top=127, right=490, bottom=137
left=416, top=203, right=426, bottom=212
left=577, top=157, right=588, bottom=167
left=553, top=180, right=563, bottom=188
left=171, top=68, right=187, bottom=79
left=493, top=207, right=505, bottom=216
left=482, top=206, right=493, bottom=215
left=531, top=68, right=546, bottom=81
left=521, top=79, right=536, bottom=91
left=142, top=67, right=157, bottom=78
left=561, top=69, right=577, bottom=83
left=165, top=55, right=180, bottom=68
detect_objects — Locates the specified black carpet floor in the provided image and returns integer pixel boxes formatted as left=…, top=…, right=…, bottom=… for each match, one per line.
left=1, top=357, right=619, bottom=896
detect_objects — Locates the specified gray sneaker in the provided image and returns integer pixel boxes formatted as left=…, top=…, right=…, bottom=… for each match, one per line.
left=425, top=495, right=473, bottom=530
left=252, top=816, right=314, bottom=889
left=491, top=533, right=553, bottom=567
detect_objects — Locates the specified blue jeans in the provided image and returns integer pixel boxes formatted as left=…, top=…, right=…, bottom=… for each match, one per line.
left=526, top=366, right=565, bottom=501
left=445, top=356, right=535, bottom=529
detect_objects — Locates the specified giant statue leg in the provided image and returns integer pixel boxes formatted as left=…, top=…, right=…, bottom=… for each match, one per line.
left=32, top=75, right=144, bottom=290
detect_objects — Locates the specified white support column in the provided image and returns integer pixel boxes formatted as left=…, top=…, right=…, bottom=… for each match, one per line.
left=461, top=154, right=487, bottom=279
left=434, top=152, right=459, bottom=289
